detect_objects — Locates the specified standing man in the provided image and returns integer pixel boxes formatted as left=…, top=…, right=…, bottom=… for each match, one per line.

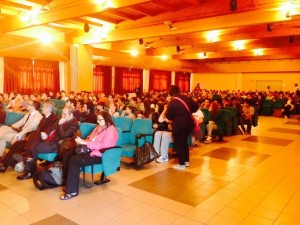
left=166, top=85, right=198, bottom=170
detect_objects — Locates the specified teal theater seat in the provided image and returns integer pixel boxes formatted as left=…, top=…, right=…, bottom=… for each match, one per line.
left=119, top=118, right=153, bottom=158
left=82, top=127, right=122, bottom=187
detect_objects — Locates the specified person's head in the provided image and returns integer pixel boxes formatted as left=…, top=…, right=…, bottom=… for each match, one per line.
left=96, top=102, right=105, bottom=110
left=61, top=90, right=66, bottom=97
left=83, top=101, right=95, bottom=113
left=27, top=100, right=40, bottom=112
left=66, top=99, right=77, bottom=108
left=244, top=99, right=251, bottom=107
left=76, top=99, right=84, bottom=109
left=125, top=106, right=135, bottom=114
left=30, top=93, right=37, bottom=101
left=97, top=111, right=115, bottom=127
left=169, top=85, right=180, bottom=97
left=42, top=100, right=55, bottom=116
left=62, top=105, right=74, bottom=121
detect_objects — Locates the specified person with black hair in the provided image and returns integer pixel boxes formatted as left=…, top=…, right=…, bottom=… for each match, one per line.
left=166, top=85, right=198, bottom=170
left=79, top=101, right=97, bottom=124
left=240, top=99, right=255, bottom=134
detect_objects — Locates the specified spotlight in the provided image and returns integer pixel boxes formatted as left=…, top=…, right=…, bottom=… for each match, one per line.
left=230, top=0, right=238, bottom=11
left=84, top=23, right=90, bottom=33
left=266, top=23, right=273, bottom=32
left=289, top=35, right=295, bottom=43
left=164, top=20, right=178, bottom=31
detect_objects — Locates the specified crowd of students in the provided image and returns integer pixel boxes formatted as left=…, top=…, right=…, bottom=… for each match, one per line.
left=0, top=85, right=299, bottom=199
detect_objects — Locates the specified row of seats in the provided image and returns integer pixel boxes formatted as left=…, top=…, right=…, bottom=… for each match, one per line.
left=199, top=107, right=259, bottom=139
left=0, top=110, right=122, bottom=187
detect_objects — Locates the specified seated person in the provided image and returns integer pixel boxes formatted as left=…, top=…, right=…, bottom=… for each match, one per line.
left=282, top=95, right=295, bottom=118
left=79, top=101, right=97, bottom=124
left=154, top=104, right=173, bottom=163
left=0, top=100, right=43, bottom=157
left=240, top=99, right=254, bottom=134
left=66, top=99, right=80, bottom=121
left=108, top=103, right=120, bottom=118
left=15, top=105, right=79, bottom=180
left=121, top=106, right=135, bottom=120
left=204, top=101, right=222, bottom=144
left=0, top=101, right=58, bottom=173
left=61, top=111, right=118, bottom=200
left=192, top=106, right=204, bottom=144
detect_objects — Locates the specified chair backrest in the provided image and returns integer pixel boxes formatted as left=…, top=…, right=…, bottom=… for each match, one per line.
left=114, top=116, right=133, bottom=132
left=80, top=123, right=97, bottom=139
left=50, top=99, right=66, bottom=109
left=4, top=111, right=25, bottom=125
left=115, top=127, right=122, bottom=146
left=129, top=118, right=153, bottom=145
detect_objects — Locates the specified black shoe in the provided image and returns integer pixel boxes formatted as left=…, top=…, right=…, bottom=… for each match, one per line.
left=17, top=172, right=33, bottom=180
left=0, top=165, right=7, bottom=173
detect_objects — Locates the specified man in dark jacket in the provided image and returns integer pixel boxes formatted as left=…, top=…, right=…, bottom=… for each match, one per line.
left=16, top=105, right=79, bottom=180
left=0, top=101, right=58, bottom=173
left=166, top=85, right=198, bottom=170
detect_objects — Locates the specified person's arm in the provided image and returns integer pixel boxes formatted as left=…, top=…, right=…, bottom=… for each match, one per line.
left=87, top=126, right=118, bottom=153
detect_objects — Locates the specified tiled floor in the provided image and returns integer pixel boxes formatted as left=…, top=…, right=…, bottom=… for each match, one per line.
left=1, top=116, right=300, bottom=225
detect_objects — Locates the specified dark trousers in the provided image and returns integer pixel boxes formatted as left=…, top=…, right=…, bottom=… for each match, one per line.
left=173, top=130, right=190, bottom=165
left=282, top=105, right=292, bottom=118
left=65, top=153, right=102, bottom=194
left=2, top=140, right=26, bottom=168
left=240, top=118, right=252, bottom=132
left=25, top=141, right=59, bottom=173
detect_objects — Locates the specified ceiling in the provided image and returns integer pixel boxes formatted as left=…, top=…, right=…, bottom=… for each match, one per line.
left=1, top=0, right=300, bottom=71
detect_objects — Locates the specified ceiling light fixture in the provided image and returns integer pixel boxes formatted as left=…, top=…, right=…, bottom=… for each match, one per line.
left=198, top=52, right=207, bottom=59
left=289, top=35, right=295, bottom=43
left=130, top=50, right=139, bottom=57
left=230, top=0, right=238, bottom=12
left=164, top=20, right=178, bottom=31
left=94, top=0, right=114, bottom=9
left=266, top=23, right=274, bottom=32
left=253, top=48, right=264, bottom=56
left=233, top=40, right=245, bottom=50
left=161, top=55, right=168, bottom=60
left=176, top=45, right=184, bottom=54
left=206, top=30, right=220, bottom=42
left=281, top=1, right=295, bottom=18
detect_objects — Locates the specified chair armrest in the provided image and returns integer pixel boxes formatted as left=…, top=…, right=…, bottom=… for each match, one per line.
left=102, top=147, right=122, bottom=176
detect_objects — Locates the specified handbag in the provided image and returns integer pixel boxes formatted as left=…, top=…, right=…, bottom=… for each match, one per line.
left=75, top=144, right=91, bottom=154
left=133, top=142, right=159, bottom=168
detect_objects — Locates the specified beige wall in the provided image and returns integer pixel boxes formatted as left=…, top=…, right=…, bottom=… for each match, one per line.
left=192, top=60, right=300, bottom=92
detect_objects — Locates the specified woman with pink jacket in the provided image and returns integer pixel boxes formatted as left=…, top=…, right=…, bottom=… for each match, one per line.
left=60, top=111, right=118, bottom=200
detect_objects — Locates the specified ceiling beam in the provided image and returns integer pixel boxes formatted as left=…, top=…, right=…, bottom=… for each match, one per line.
left=93, top=48, right=197, bottom=71
left=0, top=0, right=152, bottom=32
left=0, top=0, right=32, bottom=10
left=73, top=8, right=290, bottom=44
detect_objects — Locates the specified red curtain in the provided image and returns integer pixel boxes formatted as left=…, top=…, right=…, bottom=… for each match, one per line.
left=175, top=72, right=191, bottom=93
left=149, top=70, right=171, bottom=92
left=115, top=67, right=143, bottom=94
left=93, top=65, right=112, bottom=95
left=4, top=57, right=59, bottom=94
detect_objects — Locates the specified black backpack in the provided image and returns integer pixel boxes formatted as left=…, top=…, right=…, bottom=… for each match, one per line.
left=33, top=161, right=63, bottom=190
